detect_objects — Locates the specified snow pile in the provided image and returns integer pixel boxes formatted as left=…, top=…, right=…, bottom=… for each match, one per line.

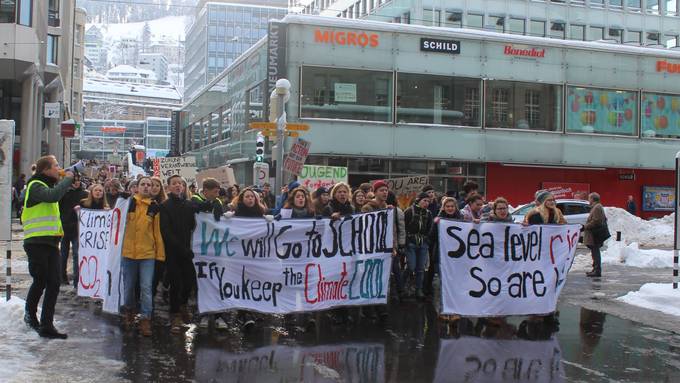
left=602, top=241, right=674, bottom=268
left=0, top=297, right=39, bottom=381
left=618, top=283, right=680, bottom=317
left=604, top=207, right=673, bottom=248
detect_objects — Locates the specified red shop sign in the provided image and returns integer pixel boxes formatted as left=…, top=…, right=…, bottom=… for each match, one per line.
left=541, top=182, right=590, bottom=200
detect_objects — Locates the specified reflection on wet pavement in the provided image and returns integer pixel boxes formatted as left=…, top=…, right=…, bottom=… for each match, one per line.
left=93, top=301, right=680, bottom=382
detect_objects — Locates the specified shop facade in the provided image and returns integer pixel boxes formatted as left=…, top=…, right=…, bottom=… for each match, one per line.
left=181, top=15, right=680, bottom=217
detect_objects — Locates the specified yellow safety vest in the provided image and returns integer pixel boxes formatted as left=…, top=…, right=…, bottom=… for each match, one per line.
left=21, top=180, right=64, bottom=238
left=191, top=194, right=205, bottom=203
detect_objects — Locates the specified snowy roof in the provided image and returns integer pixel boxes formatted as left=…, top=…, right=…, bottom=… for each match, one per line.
left=86, top=16, right=188, bottom=44
left=282, top=14, right=680, bottom=59
left=84, top=78, right=181, bottom=101
left=106, top=65, right=158, bottom=81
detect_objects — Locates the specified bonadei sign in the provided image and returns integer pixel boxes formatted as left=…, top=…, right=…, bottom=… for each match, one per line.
left=420, top=38, right=461, bottom=54
left=504, top=45, right=546, bottom=58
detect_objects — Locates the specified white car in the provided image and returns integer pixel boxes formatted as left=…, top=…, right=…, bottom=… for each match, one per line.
left=511, top=199, right=591, bottom=226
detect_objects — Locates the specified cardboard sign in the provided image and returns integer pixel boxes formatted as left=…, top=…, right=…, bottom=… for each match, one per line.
left=541, top=182, right=590, bottom=200
left=283, top=138, right=311, bottom=176
left=153, top=156, right=197, bottom=186
left=382, top=175, right=429, bottom=210
left=438, top=220, right=580, bottom=316
left=192, top=210, right=393, bottom=314
left=298, top=165, right=348, bottom=191
left=196, top=165, right=236, bottom=188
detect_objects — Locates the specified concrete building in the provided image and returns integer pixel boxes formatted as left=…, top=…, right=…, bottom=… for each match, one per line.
left=184, top=0, right=288, bottom=100
left=84, top=24, right=107, bottom=71
left=0, top=0, right=85, bottom=175
left=293, top=0, right=680, bottom=48
left=105, top=65, right=158, bottom=84
left=180, top=14, right=680, bottom=217
left=147, top=40, right=185, bottom=66
left=138, top=53, right=169, bottom=83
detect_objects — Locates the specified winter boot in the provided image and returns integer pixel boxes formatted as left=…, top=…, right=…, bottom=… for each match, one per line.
left=39, top=325, right=68, bottom=339
left=170, top=314, right=184, bottom=334
left=24, top=311, right=40, bottom=332
left=139, top=318, right=152, bottom=337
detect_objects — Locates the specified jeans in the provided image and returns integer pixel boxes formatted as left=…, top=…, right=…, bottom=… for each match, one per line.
left=25, top=244, right=61, bottom=326
left=122, top=258, right=155, bottom=319
left=60, top=234, right=79, bottom=288
left=405, top=242, right=429, bottom=290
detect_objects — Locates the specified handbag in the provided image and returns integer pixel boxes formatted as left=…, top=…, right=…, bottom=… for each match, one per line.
left=590, top=220, right=611, bottom=244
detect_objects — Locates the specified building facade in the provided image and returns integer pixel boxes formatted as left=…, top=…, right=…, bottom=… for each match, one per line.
left=84, top=24, right=107, bottom=72
left=184, top=0, right=288, bottom=100
left=0, top=0, right=85, bottom=175
left=139, top=53, right=169, bottom=83
left=294, top=0, right=680, bottom=50
left=181, top=15, right=680, bottom=217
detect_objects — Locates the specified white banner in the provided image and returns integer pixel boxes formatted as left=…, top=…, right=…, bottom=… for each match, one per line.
left=0, top=120, right=14, bottom=242
left=439, top=221, right=580, bottom=316
left=75, top=198, right=129, bottom=313
left=434, top=337, right=563, bottom=383
left=196, top=343, right=384, bottom=382
left=192, top=210, right=394, bottom=314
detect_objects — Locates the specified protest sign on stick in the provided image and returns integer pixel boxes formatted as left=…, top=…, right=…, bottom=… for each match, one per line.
left=382, top=176, right=429, bottom=210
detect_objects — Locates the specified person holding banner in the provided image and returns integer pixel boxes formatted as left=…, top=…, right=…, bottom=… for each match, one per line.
left=386, top=191, right=406, bottom=302
left=312, top=187, right=330, bottom=216
left=404, top=192, right=433, bottom=300
left=79, top=184, right=109, bottom=210
left=105, top=179, right=124, bottom=207
left=120, top=176, right=165, bottom=337
left=282, top=187, right=316, bottom=218
left=485, top=197, right=514, bottom=223
left=22, top=155, right=74, bottom=339
left=524, top=191, right=567, bottom=225
left=150, top=177, right=168, bottom=300
left=323, top=183, right=354, bottom=220
left=351, top=189, right=367, bottom=212
left=461, top=193, right=484, bottom=223
left=426, top=197, right=462, bottom=302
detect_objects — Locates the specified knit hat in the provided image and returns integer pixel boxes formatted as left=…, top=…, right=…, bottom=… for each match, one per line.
left=535, top=190, right=553, bottom=205
left=421, top=184, right=434, bottom=193
left=314, top=186, right=329, bottom=198
left=372, top=180, right=388, bottom=191
left=416, top=191, right=429, bottom=202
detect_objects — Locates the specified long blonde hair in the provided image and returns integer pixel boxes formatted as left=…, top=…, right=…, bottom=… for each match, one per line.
left=80, top=183, right=110, bottom=209
left=150, top=176, right=167, bottom=203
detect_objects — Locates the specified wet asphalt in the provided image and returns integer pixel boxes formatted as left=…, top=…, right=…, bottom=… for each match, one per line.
left=5, top=249, right=680, bottom=382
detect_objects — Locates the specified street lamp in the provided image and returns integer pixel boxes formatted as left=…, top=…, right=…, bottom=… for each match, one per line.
left=271, top=78, right=290, bottom=194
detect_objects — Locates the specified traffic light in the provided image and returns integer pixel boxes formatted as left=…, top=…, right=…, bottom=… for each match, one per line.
left=255, top=132, right=265, bottom=162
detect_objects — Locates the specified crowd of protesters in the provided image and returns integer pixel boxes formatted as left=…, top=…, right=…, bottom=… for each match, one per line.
left=16, top=156, right=610, bottom=339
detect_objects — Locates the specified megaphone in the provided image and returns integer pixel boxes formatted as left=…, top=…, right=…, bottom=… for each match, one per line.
left=65, top=160, right=85, bottom=175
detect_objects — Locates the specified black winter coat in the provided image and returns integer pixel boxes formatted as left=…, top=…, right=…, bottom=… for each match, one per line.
left=404, top=205, right=433, bottom=245
left=59, top=186, right=88, bottom=236
left=160, top=194, right=198, bottom=263
left=322, top=199, right=354, bottom=217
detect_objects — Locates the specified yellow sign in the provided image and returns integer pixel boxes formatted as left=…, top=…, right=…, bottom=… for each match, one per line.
left=249, top=122, right=310, bottom=136
left=285, top=123, right=310, bottom=131
left=249, top=122, right=277, bottom=130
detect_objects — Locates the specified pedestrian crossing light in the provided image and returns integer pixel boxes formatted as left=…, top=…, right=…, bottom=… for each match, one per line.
left=255, top=132, right=265, bottom=162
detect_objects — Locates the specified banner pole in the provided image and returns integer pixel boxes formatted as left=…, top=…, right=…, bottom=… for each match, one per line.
left=5, top=242, right=11, bottom=301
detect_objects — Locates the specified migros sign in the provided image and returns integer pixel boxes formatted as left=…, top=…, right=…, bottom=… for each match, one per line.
left=314, top=29, right=379, bottom=48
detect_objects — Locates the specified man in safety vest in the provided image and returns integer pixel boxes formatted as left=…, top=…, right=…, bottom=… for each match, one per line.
left=22, top=155, right=74, bottom=339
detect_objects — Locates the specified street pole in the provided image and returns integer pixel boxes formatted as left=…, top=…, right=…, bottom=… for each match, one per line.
left=275, top=92, right=285, bottom=193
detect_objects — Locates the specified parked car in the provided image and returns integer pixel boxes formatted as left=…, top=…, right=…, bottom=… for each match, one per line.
left=511, top=199, right=591, bottom=226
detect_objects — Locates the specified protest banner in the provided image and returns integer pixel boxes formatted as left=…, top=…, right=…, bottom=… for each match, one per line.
left=196, top=165, right=236, bottom=188
left=196, top=343, right=384, bottom=382
left=298, top=165, right=348, bottom=191
left=434, top=337, right=563, bottom=383
left=0, top=120, right=13, bottom=241
left=382, top=176, right=429, bottom=210
left=76, top=198, right=129, bottom=312
left=283, top=138, right=311, bottom=176
left=438, top=221, right=580, bottom=316
left=153, top=156, right=197, bottom=186
left=192, top=209, right=394, bottom=314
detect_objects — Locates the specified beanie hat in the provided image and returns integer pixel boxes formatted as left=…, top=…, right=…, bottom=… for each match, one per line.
left=421, top=184, right=434, bottom=193
left=314, top=186, right=329, bottom=198
left=416, top=192, right=429, bottom=202
left=535, top=190, right=553, bottom=205
left=372, top=180, right=388, bottom=191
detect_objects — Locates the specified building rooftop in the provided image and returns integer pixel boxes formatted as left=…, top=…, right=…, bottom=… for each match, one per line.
left=84, top=78, right=181, bottom=101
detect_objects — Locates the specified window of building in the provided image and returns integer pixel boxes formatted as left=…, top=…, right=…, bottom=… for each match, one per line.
left=646, top=0, right=660, bottom=13
left=627, top=30, right=642, bottom=44
left=73, top=58, right=80, bottom=78
left=571, top=0, right=586, bottom=4
left=609, top=28, right=623, bottom=43
left=423, top=9, right=441, bottom=26
left=664, top=34, right=678, bottom=47
left=610, top=0, right=623, bottom=7
left=444, top=11, right=462, bottom=28
left=590, top=0, right=605, bottom=6
left=566, top=86, right=638, bottom=136
left=396, top=73, right=481, bottom=126
left=221, top=107, right=231, bottom=140
left=467, top=13, right=483, bottom=29
left=530, top=20, right=546, bottom=37
left=300, top=66, right=393, bottom=122
left=570, top=24, right=585, bottom=40
left=48, top=0, right=59, bottom=27
left=17, top=0, right=31, bottom=26
left=0, top=1, right=15, bottom=23
left=488, top=15, right=505, bottom=33
left=589, top=26, right=605, bottom=40
left=641, top=92, right=680, bottom=138
left=666, top=0, right=677, bottom=14
left=485, top=81, right=562, bottom=132
left=550, top=21, right=565, bottom=38
left=647, top=31, right=660, bottom=44
left=147, top=136, right=169, bottom=149
left=627, top=0, right=642, bottom=9
left=47, top=34, right=58, bottom=64
left=72, top=91, right=79, bottom=112
left=508, top=18, right=525, bottom=35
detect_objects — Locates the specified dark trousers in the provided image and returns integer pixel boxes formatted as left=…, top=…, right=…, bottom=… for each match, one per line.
left=167, top=257, right=196, bottom=314
left=588, top=245, right=602, bottom=272
left=25, top=243, right=61, bottom=326
left=60, top=233, right=79, bottom=288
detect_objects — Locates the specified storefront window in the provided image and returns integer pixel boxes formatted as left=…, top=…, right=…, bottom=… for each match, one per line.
left=566, top=86, right=638, bottom=136
left=485, top=81, right=562, bottom=132
left=530, top=20, right=545, bottom=37
left=348, top=158, right=389, bottom=173
left=300, top=66, right=393, bottom=122
left=396, top=73, right=481, bottom=127
left=641, top=93, right=680, bottom=139
left=392, top=160, right=428, bottom=175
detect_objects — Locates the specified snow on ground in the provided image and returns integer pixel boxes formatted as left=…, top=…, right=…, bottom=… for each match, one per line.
left=602, top=241, right=674, bottom=268
left=604, top=207, right=673, bottom=248
left=618, top=283, right=680, bottom=317
left=0, top=297, right=41, bottom=382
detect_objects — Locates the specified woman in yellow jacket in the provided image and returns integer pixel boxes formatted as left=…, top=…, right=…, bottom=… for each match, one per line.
left=121, top=176, right=165, bottom=336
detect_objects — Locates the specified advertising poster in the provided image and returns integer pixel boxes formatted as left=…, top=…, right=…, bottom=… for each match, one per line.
left=642, top=186, right=675, bottom=212
left=640, top=93, right=680, bottom=138
left=541, top=182, right=590, bottom=200
left=566, top=87, right=637, bottom=136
